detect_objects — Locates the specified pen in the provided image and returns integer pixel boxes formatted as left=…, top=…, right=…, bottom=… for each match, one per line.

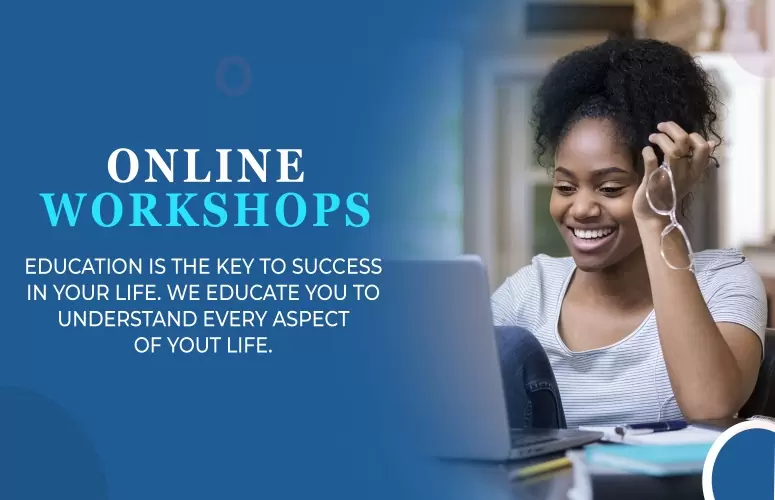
left=614, top=420, right=687, bottom=437
left=511, top=457, right=572, bottom=480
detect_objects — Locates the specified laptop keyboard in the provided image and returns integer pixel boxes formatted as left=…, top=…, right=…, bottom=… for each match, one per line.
left=509, top=431, right=558, bottom=447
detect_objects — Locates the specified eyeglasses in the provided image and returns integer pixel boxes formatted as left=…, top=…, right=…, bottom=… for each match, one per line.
left=645, top=161, right=695, bottom=272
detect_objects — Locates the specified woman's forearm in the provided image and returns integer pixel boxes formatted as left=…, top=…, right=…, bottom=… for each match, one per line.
left=638, top=218, right=744, bottom=419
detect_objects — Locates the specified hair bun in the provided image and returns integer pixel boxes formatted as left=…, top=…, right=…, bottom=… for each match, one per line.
left=531, top=38, right=721, bottom=177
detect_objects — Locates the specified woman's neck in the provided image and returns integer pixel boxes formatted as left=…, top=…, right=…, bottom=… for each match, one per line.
left=572, top=248, right=653, bottom=310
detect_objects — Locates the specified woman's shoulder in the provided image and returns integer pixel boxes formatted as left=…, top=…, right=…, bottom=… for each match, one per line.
left=491, top=254, right=574, bottom=318
left=693, top=247, right=758, bottom=275
left=528, top=253, right=576, bottom=281
left=693, top=247, right=766, bottom=298
left=693, top=248, right=767, bottom=337
left=501, top=254, right=575, bottom=288
left=491, top=255, right=571, bottom=326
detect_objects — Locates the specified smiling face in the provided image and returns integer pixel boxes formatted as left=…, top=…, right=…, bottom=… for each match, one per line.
left=550, top=118, right=642, bottom=272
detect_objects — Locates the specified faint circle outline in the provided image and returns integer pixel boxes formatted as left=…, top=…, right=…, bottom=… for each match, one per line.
left=728, top=51, right=774, bottom=80
left=702, top=419, right=775, bottom=500
left=216, top=56, right=252, bottom=96
left=0, top=385, right=109, bottom=500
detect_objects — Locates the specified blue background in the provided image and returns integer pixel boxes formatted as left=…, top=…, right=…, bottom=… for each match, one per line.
left=711, top=428, right=775, bottom=500
left=0, top=1, right=526, bottom=499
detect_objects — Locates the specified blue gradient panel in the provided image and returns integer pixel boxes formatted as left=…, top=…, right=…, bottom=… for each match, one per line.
left=0, top=0, right=535, bottom=499
left=712, top=429, right=775, bottom=499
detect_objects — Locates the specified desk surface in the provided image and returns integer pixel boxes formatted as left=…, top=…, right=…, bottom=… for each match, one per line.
left=512, top=455, right=575, bottom=500
left=436, top=450, right=704, bottom=500
left=505, top=418, right=739, bottom=499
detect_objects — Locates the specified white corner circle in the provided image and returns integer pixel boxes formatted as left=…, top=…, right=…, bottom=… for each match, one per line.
left=702, top=419, right=775, bottom=500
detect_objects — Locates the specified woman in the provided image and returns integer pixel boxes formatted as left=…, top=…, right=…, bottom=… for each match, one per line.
left=492, top=38, right=767, bottom=429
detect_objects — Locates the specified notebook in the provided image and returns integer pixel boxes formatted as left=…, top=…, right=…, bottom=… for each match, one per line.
left=582, top=443, right=713, bottom=477
left=567, top=449, right=704, bottom=500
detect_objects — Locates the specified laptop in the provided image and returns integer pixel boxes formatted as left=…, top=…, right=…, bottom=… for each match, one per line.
left=387, top=255, right=602, bottom=461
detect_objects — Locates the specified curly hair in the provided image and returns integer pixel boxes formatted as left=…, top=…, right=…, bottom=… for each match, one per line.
left=531, top=38, right=722, bottom=181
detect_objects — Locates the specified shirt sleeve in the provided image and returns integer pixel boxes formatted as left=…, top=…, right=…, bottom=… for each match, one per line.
left=706, top=260, right=767, bottom=354
left=491, top=264, right=536, bottom=326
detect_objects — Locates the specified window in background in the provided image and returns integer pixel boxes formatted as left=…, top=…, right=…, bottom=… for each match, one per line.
left=382, top=44, right=464, bottom=259
left=533, top=184, right=568, bottom=257
left=412, top=46, right=464, bottom=258
left=497, top=76, right=570, bottom=269
left=526, top=83, right=568, bottom=258
left=464, top=52, right=607, bottom=287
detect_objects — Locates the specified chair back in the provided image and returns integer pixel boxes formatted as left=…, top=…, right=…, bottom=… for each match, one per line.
left=739, top=328, right=775, bottom=418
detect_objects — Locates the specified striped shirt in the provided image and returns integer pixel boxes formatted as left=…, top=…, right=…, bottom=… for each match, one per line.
left=491, top=248, right=767, bottom=429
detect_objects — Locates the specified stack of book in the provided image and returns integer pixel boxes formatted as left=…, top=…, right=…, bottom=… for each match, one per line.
left=565, top=424, right=721, bottom=500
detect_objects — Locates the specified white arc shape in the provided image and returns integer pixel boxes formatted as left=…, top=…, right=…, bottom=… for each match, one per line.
left=702, top=419, right=775, bottom=500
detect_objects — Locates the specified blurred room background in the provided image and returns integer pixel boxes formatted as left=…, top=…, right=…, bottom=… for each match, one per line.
left=406, top=0, right=775, bottom=323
